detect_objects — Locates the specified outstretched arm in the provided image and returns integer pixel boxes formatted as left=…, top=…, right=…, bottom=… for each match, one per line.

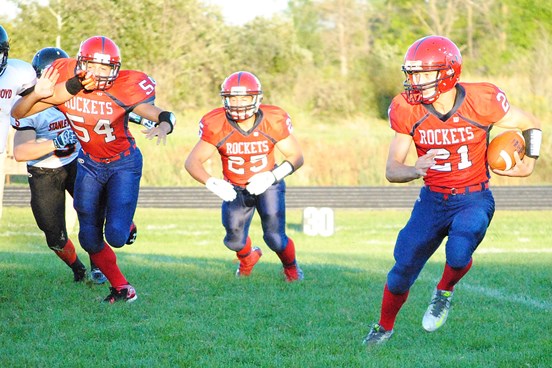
left=12, top=68, right=97, bottom=119
left=11, top=67, right=59, bottom=118
left=133, top=103, right=176, bottom=146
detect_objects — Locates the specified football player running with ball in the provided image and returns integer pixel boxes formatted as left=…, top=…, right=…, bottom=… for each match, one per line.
left=185, top=71, right=304, bottom=282
left=11, top=47, right=107, bottom=285
left=12, top=36, right=176, bottom=304
left=363, top=36, right=542, bottom=345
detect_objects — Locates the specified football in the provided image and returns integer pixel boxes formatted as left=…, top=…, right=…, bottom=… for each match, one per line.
left=487, top=130, right=525, bottom=170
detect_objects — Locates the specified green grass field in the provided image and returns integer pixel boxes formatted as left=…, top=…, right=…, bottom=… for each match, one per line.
left=1, top=207, right=551, bottom=367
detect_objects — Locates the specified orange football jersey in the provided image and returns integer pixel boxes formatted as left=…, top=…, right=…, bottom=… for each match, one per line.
left=52, top=58, right=156, bottom=158
left=389, top=82, right=510, bottom=188
left=200, top=105, right=293, bottom=186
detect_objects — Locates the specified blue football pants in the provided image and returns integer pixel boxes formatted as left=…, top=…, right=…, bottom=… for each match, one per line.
left=73, top=149, right=143, bottom=253
left=387, top=186, right=495, bottom=294
left=222, top=180, right=288, bottom=253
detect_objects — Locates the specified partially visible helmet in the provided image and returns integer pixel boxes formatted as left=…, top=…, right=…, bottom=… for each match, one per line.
left=0, top=26, right=9, bottom=77
left=401, top=35, right=462, bottom=105
left=77, top=36, right=121, bottom=90
left=31, top=47, right=69, bottom=77
left=220, top=71, right=263, bottom=121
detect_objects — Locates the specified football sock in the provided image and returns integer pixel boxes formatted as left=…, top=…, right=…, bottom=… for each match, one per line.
left=54, top=239, right=78, bottom=266
left=277, top=238, right=296, bottom=268
left=236, top=237, right=252, bottom=258
left=89, top=256, right=98, bottom=270
left=437, top=258, right=473, bottom=291
left=89, top=242, right=128, bottom=288
left=379, top=283, right=409, bottom=331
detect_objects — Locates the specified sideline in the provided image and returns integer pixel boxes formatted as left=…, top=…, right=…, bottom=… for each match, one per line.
left=3, top=185, right=552, bottom=210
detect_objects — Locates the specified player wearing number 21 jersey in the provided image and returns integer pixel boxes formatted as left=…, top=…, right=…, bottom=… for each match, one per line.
left=390, top=81, right=507, bottom=188
left=363, top=35, right=541, bottom=346
left=11, top=36, right=176, bottom=304
left=186, top=71, right=304, bottom=282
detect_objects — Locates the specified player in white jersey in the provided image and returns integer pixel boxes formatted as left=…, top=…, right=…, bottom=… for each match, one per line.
left=11, top=47, right=107, bottom=284
left=0, top=25, right=37, bottom=219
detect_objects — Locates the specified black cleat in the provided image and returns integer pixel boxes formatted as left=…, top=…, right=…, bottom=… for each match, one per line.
left=102, top=285, right=137, bottom=304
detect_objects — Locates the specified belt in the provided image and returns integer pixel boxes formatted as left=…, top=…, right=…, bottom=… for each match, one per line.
left=426, top=181, right=489, bottom=195
left=83, top=144, right=136, bottom=164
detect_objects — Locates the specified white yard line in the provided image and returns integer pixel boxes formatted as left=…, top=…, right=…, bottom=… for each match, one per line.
left=460, top=283, right=552, bottom=311
left=418, top=274, right=552, bottom=311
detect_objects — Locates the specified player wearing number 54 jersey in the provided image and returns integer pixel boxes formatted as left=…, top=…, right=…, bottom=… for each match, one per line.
left=185, top=71, right=304, bottom=282
left=11, top=46, right=107, bottom=286
left=363, top=35, right=542, bottom=345
left=11, top=36, right=176, bottom=304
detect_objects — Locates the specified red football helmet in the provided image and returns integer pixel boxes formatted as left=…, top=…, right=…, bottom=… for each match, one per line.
left=401, top=35, right=462, bottom=105
left=77, top=36, right=121, bottom=90
left=220, top=71, right=263, bottom=121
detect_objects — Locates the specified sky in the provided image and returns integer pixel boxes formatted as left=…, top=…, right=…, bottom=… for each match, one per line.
left=0, top=1, right=289, bottom=25
left=206, top=0, right=288, bottom=25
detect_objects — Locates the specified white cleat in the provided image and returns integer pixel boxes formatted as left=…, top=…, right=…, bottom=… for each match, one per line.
left=422, top=289, right=454, bottom=332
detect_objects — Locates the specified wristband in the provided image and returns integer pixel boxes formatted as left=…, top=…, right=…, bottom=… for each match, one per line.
left=272, top=161, right=295, bottom=182
left=65, top=75, right=84, bottom=95
left=522, top=128, right=542, bottom=159
left=157, top=111, right=175, bottom=134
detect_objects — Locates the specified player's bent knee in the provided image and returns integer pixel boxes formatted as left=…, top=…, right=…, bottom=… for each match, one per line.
left=48, top=243, right=64, bottom=252
left=80, top=241, right=104, bottom=254
left=223, top=229, right=246, bottom=251
left=387, top=264, right=420, bottom=294
left=104, top=228, right=127, bottom=248
left=223, top=239, right=242, bottom=252
left=223, top=235, right=243, bottom=251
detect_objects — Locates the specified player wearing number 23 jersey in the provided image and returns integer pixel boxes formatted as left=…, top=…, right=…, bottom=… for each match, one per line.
left=186, top=71, right=305, bottom=282
left=363, top=35, right=541, bottom=345
left=200, top=104, right=291, bottom=186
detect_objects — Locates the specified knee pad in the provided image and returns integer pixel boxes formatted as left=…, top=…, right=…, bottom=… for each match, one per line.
left=387, top=263, right=421, bottom=294
left=224, top=232, right=245, bottom=252
left=45, top=231, right=68, bottom=251
left=47, top=243, right=65, bottom=252
left=78, top=225, right=105, bottom=253
left=104, top=229, right=127, bottom=248
left=446, top=255, right=472, bottom=269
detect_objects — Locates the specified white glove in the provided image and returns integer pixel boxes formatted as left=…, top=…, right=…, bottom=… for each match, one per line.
left=205, top=177, right=237, bottom=201
left=246, top=172, right=276, bottom=195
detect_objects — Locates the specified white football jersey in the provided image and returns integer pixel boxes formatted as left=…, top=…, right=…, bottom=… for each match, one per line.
left=0, top=59, right=36, bottom=153
left=11, top=107, right=80, bottom=168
